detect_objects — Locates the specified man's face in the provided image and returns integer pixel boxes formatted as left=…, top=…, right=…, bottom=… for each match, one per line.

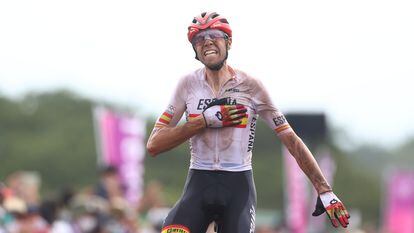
left=192, top=29, right=232, bottom=70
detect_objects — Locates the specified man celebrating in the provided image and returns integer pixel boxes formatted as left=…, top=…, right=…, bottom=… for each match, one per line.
left=147, top=11, right=350, bottom=233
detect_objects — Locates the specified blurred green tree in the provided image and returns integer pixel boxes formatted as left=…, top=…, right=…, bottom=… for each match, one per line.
left=1, top=89, right=412, bottom=225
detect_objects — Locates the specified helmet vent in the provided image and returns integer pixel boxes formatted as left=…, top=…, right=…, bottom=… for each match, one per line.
left=188, top=12, right=232, bottom=42
left=220, top=19, right=229, bottom=24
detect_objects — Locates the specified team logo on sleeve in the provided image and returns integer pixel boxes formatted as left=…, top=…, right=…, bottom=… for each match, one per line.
left=273, top=115, right=291, bottom=134
left=161, top=225, right=190, bottom=233
left=272, top=115, right=287, bottom=127
left=156, top=105, right=175, bottom=127
left=167, top=105, right=176, bottom=115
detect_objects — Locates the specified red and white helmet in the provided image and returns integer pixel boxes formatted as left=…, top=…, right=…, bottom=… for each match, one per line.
left=188, top=12, right=232, bottom=43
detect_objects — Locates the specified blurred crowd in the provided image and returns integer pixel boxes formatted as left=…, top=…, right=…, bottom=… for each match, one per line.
left=0, top=169, right=379, bottom=233
left=0, top=168, right=168, bottom=233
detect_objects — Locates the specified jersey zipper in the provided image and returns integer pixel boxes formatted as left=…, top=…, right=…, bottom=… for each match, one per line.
left=202, top=79, right=220, bottom=170
left=214, top=129, right=220, bottom=170
left=214, top=80, right=233, bottom=170
left=203, top=69, right=235, bottom=170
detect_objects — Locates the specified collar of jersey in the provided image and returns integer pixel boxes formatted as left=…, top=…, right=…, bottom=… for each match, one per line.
left=199, top=65, right=238, bottom=81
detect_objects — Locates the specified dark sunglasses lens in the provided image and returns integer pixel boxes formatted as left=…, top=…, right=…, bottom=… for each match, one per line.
left=192, top=30, right=226, bottom=46
left=209, top=31, right=225, bottom=39
left=192, top=36, right=203, bottom=46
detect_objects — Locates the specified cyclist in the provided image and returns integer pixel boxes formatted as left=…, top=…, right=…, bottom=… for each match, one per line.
left=147, top=11, right=350, bottom=233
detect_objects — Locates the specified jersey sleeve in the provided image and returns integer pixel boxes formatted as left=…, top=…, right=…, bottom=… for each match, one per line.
left=154, top=76, right=188, bottom=128
left=252, top=78, right=293, bottom=136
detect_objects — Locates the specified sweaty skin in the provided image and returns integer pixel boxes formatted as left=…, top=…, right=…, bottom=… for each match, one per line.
left=147, top=37, right=235, bottom=158
left=147, top=33, right=332, bottom=193
left=147, top=115, right=205, bottom=156
left=152, top=11, right=350, bottom=232
left=279, top=132, right=332, bottom=194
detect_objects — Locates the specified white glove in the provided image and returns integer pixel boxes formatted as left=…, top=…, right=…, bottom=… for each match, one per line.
left=312, top=191, right=350, bottom=228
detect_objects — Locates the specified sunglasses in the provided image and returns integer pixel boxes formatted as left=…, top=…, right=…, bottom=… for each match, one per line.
left=191, top=29, right=228, bottom=47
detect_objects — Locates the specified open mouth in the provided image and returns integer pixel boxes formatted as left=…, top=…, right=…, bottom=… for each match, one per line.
left=204, top=50, right=218, bottom=57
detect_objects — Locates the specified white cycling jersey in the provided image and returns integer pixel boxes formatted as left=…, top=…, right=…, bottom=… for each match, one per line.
left=154, top=66, right=293, bottom=171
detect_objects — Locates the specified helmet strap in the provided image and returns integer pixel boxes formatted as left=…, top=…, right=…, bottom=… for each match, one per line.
left=193, top=46, right=200, bottom=60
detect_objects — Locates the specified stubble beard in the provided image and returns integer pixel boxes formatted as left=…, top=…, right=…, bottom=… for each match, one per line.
left=203, top=50, right=229, bottom=71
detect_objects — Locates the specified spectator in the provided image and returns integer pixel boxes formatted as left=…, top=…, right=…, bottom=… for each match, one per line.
left=138, top=180, right=166, bottom=215
left=95, top=166, right=124, bottom=202
left=6, top=171, right=42, bottom=210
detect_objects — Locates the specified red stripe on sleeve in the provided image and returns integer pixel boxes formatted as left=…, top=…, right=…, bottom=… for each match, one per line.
left=158, top=118, right=170, bottom=124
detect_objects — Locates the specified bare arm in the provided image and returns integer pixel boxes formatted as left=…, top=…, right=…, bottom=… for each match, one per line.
left=146, top=115, right=206, bottom=157
left=279, top=131, right=332, bottom=194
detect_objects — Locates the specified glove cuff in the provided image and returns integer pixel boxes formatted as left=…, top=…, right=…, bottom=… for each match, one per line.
left=320, top=191, right=341, bottom=207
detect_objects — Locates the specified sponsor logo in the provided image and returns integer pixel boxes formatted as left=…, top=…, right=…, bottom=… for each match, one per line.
left=197, top=97, right=237, bottom=110
left=330, top=199, right=338, bottom=205
left=215, top=111, right=223, bottom=121
left=225, top=88, right=240, bottom=93
left=249, top=205, right=256, bottom=233
left=167, top=104, right=176, bottom=115
left=161, top=225, right=190, bottom=233
left=247, top=116, right=257, bottom=152
left=272, top=115, right=287, bottom=127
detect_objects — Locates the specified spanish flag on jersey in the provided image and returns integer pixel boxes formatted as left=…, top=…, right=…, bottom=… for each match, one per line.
left=155, top=109, right=174, bottom=128
left=275, top=124, right=291, bottom=134
left=188, top=113, right=248, bottom=128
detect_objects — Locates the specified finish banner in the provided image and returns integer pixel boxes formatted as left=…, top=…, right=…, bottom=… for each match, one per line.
left=93, top=107, right=146, bottom=205
left=383, top=171, right=414, bottom=233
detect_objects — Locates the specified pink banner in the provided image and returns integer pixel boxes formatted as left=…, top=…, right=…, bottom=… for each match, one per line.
left=283, top=146, right=309, bottom=233
left=383, top=171, right=414, bottom=233
left=94, top=107, right=146, bottom=205
left=309, top=149, right=336, bottom=232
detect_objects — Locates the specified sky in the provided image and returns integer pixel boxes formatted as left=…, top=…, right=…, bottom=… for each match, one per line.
left=0, top=0, right=413, bottom=148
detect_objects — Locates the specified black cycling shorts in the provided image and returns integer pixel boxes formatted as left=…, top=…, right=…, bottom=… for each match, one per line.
left=161, top=169, right=257, bottom=233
